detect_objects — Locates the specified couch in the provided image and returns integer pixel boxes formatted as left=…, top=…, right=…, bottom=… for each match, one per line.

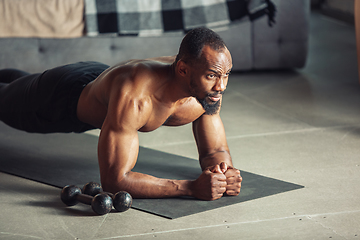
left=0, top=0, right=310, bottom=73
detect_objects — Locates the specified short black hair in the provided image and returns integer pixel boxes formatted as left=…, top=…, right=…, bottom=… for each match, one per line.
left=175, top=27, right=226, bottom=64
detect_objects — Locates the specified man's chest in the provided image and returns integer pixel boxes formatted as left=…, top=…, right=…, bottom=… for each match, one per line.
left=138, top=97, right=204, bottom=132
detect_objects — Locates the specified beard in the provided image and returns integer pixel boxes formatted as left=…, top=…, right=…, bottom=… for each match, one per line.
left=190, top=77, right=223, bottom=115
left=196, top=95, right=221, bottom=115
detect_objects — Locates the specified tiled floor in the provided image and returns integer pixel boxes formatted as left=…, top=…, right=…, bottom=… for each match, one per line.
left=1, top=12, right=360, bottom=239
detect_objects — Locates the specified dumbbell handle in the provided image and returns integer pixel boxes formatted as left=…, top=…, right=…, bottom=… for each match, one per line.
left=105, top=192, right=114, bottom=198
left=75, top=193, right=93, bottom=205
left=82, top=191, right=117, bottom=205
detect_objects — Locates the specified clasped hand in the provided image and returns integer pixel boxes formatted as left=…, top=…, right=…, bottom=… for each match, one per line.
left=192, top=162, right=242, bottom=201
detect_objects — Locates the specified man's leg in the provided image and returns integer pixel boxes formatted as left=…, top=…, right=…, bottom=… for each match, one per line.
left=0, top=62, right=108, bottom=133
left=0, top=70, right=43, bottom=132
left=0, top=69, right=30, bottom=84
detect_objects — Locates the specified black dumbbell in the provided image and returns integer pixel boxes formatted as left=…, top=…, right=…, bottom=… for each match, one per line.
left=81, top=182, right=133, bottom=212
left=61, top=185, right=113, bottom=215
left=82, top=182, right=103, bottom=196
left=107, top=191, right=133, bottom=212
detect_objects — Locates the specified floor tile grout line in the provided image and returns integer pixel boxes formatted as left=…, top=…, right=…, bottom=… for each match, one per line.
left=96, top=209, right=360, bottom=239
left=0, top=232, right=43, bottom=239
left=308, top=216, right=346, bottom=239
left=340, top=126, right=360, bottom=141
left=307, top=209, right=360, bottom=239
left=226, top=124, right=360, bottom=140
left=56, top=211, right=79, bottom=240
left=92, top=214, right=109, bottom=239
left=137, top=124, right=360, bottom=148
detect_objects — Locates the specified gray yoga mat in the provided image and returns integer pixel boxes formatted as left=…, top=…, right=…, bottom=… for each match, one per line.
left=0, top=122, right=304, bottom=219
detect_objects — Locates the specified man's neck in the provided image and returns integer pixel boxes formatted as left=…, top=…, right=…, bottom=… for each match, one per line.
left=165, top=64, right=192, bottom=105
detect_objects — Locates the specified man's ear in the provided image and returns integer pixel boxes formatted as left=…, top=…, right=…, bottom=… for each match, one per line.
left=176, top=60, right=188, bottom=76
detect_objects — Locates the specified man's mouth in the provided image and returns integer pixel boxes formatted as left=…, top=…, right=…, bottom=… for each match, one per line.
left=207, top=92, right=224, bottom=102
left=208, top=95, right=221, bottom=102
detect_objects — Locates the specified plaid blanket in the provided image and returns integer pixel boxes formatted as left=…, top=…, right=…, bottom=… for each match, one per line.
left=85, top=0, right=276, bottom=37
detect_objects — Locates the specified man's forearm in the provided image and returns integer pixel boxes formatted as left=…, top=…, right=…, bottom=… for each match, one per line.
left=199, top=150, right=233, bottom=171
left=102, top=171, right=193, bottom=198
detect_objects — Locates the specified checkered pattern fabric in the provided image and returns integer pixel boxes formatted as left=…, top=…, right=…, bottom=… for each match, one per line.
left=85, top=0, right=276, bottom=37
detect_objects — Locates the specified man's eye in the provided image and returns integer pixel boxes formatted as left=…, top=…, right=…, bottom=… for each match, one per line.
left=207, top=74, right=216, bottom=79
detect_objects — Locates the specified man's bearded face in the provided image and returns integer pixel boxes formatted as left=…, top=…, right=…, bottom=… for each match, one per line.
left=190, top=76, right=223, bottom=115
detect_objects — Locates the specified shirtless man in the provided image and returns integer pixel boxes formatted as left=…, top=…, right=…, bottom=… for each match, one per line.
left=0, top=27, right=242, bottom=201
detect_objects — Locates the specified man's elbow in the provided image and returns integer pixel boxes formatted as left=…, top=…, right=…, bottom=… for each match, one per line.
left=101, top=171, right=130, bottom=194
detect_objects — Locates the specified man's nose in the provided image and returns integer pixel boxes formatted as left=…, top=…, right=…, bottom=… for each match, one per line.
left=213, top=77, right=226, bottom=92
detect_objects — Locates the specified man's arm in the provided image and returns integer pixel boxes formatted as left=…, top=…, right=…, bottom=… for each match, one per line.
left=98, top=111, right=227, bottom=200
left=98, top=123, right=195, bottom=198
left=193, top=112, right=242, bottom=196
left=97, top=78, right=190, bottom=198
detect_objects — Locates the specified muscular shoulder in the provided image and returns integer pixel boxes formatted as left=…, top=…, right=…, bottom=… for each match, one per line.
left=103, top=62, right=159, bottom=131
left=109, top=61, right=161, bottom=89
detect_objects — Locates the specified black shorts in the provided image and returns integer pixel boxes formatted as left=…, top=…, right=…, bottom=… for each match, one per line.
left=0, top=61, right=109, bottom=133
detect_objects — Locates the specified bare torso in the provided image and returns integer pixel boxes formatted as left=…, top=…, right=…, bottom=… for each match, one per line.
left=72, top=44, right=241, bottom=200
left=76, top=59, right=205, bottom=132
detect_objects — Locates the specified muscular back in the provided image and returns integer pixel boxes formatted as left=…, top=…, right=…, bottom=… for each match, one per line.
left=76, top=59, right=204, bottom=132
